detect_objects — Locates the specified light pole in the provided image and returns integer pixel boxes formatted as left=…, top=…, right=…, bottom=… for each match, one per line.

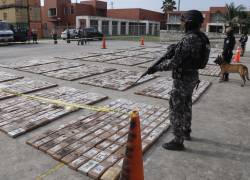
left=178, top=0, right=180, bottom=11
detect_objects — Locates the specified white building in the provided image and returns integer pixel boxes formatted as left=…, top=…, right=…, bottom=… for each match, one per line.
left=76, top=16, right=161, bottom=36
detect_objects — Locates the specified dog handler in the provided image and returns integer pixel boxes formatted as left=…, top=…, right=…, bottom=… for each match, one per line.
left=222, top=27, right=236, bottom=81
left=147, top=10, right=210, bottom=151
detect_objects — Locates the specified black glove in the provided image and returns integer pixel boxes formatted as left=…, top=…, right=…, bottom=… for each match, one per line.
left=147, top=66, right=158, bottom=75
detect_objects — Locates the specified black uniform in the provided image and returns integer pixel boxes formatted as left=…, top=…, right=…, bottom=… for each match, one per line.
left=222, top=32, right=235, bottom=81
left=223, top=34, right=236, bottom=63
left=154, top=30, right=210, bottom=144
left=52, top=32, right=57, bottom=44
left=239, top=34, right=248, bottom=56
left=67, top=30, right=71, bottom=43
left=147, top=10, right=210, bottom=151
left=32, top=31, right=38, bottom=44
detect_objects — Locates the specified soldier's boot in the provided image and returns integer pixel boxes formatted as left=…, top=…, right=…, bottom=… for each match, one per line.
left=224, top=73, right=229, bottom=81
left=221, top=73, right=227, bottom=81
left=183, top=133, right=191, bottom=141
left=162, top=137, right=185, bottom=151
left=183, top=129, right=192, bottom=141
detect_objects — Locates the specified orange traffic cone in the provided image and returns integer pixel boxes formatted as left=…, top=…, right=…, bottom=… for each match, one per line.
left=140, top=36, right=145, bottom=46
left=102, top=36, right=107, bottom=49
left=120, top=110, right=144, bottom=180
left=234, top=46, right=241, bottom=63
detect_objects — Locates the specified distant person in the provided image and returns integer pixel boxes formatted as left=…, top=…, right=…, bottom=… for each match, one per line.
left=66, top=29, right=71, bottom=43
left=77, top=29, right=82, bottom=46
left=52, top=30, right=58, bottom=44
left=222, top=27, right=236, bottom=81
left=31, top=29, right=38, bottom=44
left=27, top=29, right=32, bottom=43
left=80, top=29, right=85, bottom=45
left=83, top=29, right=88, bottom=45
left=239, top=32, right=248, bottom=57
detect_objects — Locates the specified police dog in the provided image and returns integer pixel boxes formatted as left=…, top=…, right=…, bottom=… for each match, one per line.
left=214, top=55, right=249, bottom=87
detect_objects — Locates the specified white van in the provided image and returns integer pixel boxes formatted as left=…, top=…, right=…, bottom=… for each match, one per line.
left=0, top=21, right=14, bottom=42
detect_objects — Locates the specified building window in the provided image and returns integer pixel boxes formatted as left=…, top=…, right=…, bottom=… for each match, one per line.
left=121, top=22, right=126, bottom=35
left=71, top=6, right=74, bottom=14
left=112, top=21, right=118, bottom=35
left=3, top=12, right=7, bottom=20
left=90, top=20, right=98, bottom=30
left=211, top=12, right=225, bottom=23
left=64, top=7, right=70, bottom=15
left=102, top=21, right=109, bottom=35
left=168, top=14, right=181, bottom=24
left=48, top=8, right=57, bottom=17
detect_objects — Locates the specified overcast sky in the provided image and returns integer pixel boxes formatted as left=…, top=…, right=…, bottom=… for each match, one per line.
left=41, top=0, right=250, bottom=12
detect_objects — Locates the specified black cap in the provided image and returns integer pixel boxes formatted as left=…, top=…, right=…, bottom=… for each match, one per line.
left=181, top=10, right=204, bottom=24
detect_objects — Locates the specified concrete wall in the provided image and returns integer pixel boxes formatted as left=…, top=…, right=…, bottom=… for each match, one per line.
left=107, top=9, right=140, bottom=21
left=29, top=7, right=41, bottom=21
left=160, top=30, right=230, bottom=41
left=160, top=30, right=244, bottom=49
left=0, top=0, right=16, bottom=6
left=28, top=0, right=40, bottom=6
left=16, top=8, right=29, bottom=23
left=160, top=30, right=226, bottom=48
left=62, top=4, right=95, bottom=26
left=81, top=0, right=107, bottom=16
left=160, top=30, right=184, bottom=41
left=0, top=8, right=17, bottom=23
left=107, top=8, right=164, bottom=22
left=139, top=9, right=164, bottom=22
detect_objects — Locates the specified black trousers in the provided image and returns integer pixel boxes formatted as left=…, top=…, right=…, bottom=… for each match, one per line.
left=224, top=53, right=233, bottom=80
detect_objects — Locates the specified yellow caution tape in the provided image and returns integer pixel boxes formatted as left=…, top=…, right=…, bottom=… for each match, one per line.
left=0, top=88, right=127, bottom=114
left=35, top=162, right=64, bottom=180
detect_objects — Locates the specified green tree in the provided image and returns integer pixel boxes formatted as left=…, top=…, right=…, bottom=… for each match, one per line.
left=161, top=0, right=177, bottom=15
left=224, top=2, right=249, bottom=33
left=225, top=3, right=246, bottom=26
left=240, top=13, right=250, bottom=33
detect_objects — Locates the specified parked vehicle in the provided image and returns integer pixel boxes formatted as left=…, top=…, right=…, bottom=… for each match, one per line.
left=84, top=27, right=103, bottom=40
left=61, top=28, right=103, bottom=40
left=10, top=26, right=29, bottom=42
left=61, top=29, right=78, bottom=40
left=0, top=21, right=14, bottom=42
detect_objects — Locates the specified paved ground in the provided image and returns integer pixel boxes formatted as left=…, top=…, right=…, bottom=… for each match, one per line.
left=0, top=39, right=250, bottom=180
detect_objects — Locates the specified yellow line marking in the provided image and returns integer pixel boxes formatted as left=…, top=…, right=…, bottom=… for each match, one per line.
left=35, top=163, right=64, bottom=180
left=0, top=88, right=127, bottom=114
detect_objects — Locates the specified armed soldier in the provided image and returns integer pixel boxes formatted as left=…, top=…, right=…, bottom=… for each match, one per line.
left=146, top=10, right=210, bottom=151
left=222, top=27, right=235, bottom=81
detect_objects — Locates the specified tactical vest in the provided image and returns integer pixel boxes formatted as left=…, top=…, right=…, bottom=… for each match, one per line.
left=173, top=31, right=210, bottom=80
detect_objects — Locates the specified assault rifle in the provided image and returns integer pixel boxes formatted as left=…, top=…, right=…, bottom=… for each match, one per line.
left=133, top=44, right=177, bottom=85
